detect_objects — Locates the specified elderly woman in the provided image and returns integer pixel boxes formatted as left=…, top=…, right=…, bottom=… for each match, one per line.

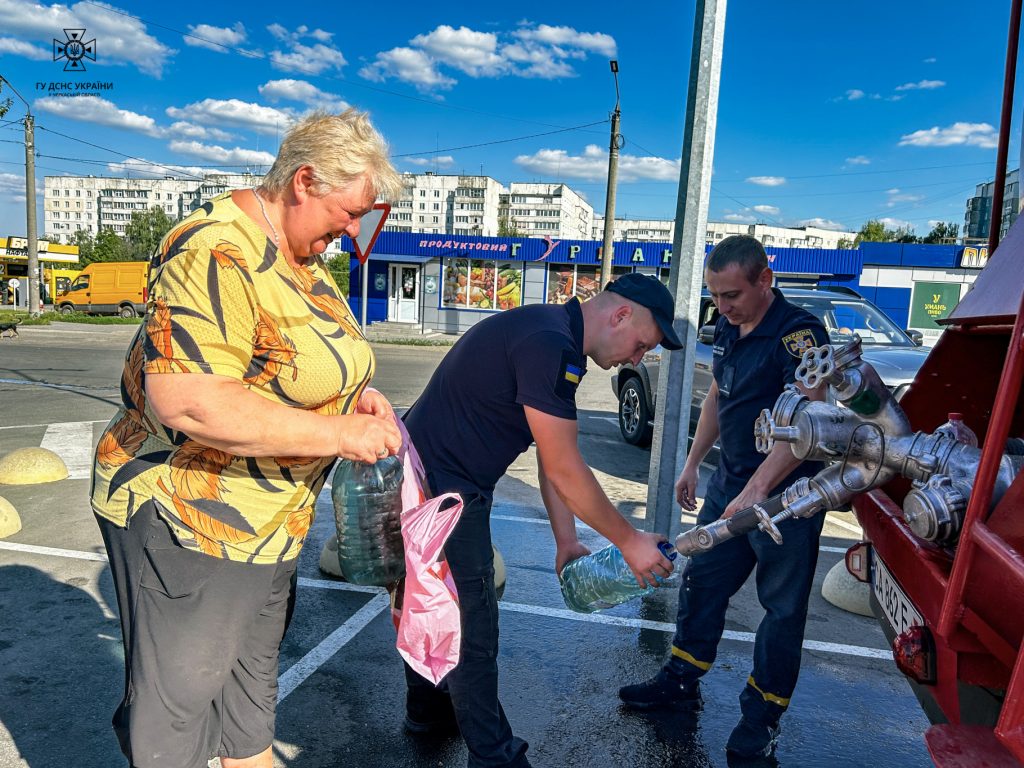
left=91, top=109, right=403, bottom=768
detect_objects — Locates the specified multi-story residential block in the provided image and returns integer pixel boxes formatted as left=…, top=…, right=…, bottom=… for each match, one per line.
left=44, top=173, right=262, bottom=243
left=591, top=216, right=674, bottom=243
left=964, top=168, right=1019, bottom=245
left=501, top=182, right=594, bottom=240
left=590, top=216, right=855, bottom=249
left=385, top=172, right=506, bottom=236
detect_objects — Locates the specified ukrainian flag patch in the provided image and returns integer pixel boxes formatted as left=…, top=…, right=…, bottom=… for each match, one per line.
left=556, top=351, right=585, bottom=397
left=564, top=364, right=582, bottom=384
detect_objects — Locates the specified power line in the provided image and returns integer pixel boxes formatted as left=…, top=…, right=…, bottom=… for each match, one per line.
left=393, top=120, right=609, bottom=158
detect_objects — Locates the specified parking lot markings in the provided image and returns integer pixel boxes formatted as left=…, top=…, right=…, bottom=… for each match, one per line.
left=40, top=421, right=94, bottom=479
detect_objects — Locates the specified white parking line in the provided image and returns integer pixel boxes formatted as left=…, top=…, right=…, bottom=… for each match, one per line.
left=0, top=418, right=108, bottom=431
left=0, top=541, right=890, bottom=672
left=41, top=421, right=95, bottom=479
left=277, top=593, right=391, bottom=702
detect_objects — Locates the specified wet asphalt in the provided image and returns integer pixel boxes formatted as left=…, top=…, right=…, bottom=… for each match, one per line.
left=0, top=323, right=932, bottom=767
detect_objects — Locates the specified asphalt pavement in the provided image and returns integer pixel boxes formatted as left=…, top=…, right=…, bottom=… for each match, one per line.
left=0, top=322, right=932, bottom=767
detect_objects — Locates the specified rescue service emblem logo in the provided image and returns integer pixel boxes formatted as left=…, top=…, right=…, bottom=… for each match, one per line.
left=53, top=29, right=96, bottom=72
left=782, top=329, right=816, bottom=358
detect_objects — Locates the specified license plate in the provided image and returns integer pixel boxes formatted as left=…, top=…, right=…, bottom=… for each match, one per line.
left=872, top=553, right=924, bottom=635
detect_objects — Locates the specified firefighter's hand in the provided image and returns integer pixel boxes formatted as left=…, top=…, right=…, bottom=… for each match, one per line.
left=721, top=482, right=767, bottom=520
left=675, top=465, right=699, bottom=511
left=621, top=530, right=674, bottom=588
left=555, top=540, right=591, bottom=576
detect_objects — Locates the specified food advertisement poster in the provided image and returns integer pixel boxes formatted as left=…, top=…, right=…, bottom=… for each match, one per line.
left=443, top=258, right=522, bottom=310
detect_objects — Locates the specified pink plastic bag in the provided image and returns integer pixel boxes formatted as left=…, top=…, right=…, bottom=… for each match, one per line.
left=390, top=410, right=464, bottom=685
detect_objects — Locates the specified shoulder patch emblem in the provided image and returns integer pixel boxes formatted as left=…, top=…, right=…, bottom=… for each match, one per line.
left=782, top=329, right=816, bottom=358
left=555, top=349, right=584, bottom=398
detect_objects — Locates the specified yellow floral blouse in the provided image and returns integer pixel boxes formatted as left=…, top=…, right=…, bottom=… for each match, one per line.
left=91, top=192, right=374, bottom=564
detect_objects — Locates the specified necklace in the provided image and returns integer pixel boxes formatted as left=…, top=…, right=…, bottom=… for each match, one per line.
left=253, top=188, right=280, bottom=250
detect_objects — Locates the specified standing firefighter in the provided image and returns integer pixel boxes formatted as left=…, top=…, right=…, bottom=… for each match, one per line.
left=618, top=235, right=829, bottom=759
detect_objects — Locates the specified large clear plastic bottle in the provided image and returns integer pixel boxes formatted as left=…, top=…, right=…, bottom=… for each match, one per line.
left=559, top=541, right=680, bottom=614
left=331, top=456, right=405, bottom=586
left=934, top=412, right=979, bottom=448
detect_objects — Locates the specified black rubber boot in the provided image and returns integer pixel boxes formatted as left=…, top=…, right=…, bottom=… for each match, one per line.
left=618, top=668, right=702, bottom=711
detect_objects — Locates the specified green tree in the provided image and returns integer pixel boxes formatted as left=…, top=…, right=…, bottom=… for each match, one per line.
left=923, top=221, right=960, bottom=244
left=497, top=216, right=523, bottom=237
left=125, top=206, right=176, bottom=260
left=854, top=219, right=893, bottom=245
left=325, top=251, right=351, bottom=296
left=94, top=227, right=129, bottom=262
left=0, top=79, right=11, bottom=119
left=836, top=237, right=854, bottom=249
left=892, top=226, right=919, bottom=244
left=71, top=228, right=96, bottom=266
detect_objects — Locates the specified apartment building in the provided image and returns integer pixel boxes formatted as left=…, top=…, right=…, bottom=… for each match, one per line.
left=386, top=172, right=506, bottom=236
left=501, top=182, right=594, bottom=240
left=44, top=173, right=261, bottom=243
left=964, top=168, right=1019, bottom=245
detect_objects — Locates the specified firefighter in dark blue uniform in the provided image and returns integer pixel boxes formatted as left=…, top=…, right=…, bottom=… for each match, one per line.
left=403, top=273, right=681, bottom=768
left=618, top=235, right=829, bottom=759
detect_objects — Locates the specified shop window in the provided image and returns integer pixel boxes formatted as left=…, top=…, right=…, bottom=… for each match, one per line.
left=442, top=258, right=523, bottom=311
left=547, top=265, right=631, bottom=304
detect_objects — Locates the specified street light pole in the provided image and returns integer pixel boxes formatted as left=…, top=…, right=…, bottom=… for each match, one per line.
left=0, top=75, right=39, bottom=314
left=599, top=60, right=622, bottom=288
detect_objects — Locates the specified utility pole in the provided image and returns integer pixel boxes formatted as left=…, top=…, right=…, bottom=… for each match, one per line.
left=646, top=0, right=727, bottom=539
left=599, top=60, right=622, bottom=287
left=0, top=75, right=39, bottom=314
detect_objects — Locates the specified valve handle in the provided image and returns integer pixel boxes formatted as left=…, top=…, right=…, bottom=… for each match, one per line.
left=753, top=502, right=784, bottom=545
left=754, top=408, right=776, bottom=454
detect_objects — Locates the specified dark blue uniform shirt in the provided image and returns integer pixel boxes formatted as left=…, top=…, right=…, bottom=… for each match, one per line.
left=404, top=298, right=587, bottom=500
left=710, top=288, right=828, bottom=499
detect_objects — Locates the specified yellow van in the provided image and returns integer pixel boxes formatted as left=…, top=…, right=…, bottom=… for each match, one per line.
left=57, top=261, right=149, bottom=318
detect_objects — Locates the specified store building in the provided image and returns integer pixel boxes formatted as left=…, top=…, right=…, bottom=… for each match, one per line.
left=345, top=232, right=991, bottom=345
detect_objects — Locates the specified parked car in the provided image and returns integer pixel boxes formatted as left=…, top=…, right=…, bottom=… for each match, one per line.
left=611, top=287, right=929, bottom=447
left=57, top=261, right=149, bottom=318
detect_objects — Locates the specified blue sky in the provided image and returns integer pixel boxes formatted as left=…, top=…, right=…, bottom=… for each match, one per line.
left=0, top=0, right=1016, bottom=240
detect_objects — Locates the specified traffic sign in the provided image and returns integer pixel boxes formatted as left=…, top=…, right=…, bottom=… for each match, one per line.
left=352, top=203, right=390, bottom=265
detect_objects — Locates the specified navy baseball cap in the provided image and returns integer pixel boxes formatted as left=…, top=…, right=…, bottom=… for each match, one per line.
left=604, top=273, right=683, bottom=350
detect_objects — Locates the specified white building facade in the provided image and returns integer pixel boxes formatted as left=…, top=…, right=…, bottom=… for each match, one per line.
left=502, top=183, right=594, bottom=240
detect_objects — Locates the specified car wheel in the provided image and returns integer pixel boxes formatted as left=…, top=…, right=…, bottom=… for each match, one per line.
left=619, top=378, right=653, bottom=447
left=59, top=304, right=75, bottom=315
left=119, top=305, right=137, bottom=319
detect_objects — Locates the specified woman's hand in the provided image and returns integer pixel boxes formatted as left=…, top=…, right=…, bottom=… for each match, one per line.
left=356, top=388, right=395, bottom=422
left=335, top=413, right=402, bottom=464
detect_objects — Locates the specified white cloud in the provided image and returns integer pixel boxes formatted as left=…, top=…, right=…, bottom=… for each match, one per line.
left=360, top=47, right=457, bottom=92
left=845, top=155, right=870, bottom=166
left=928, top=219, right=944, bottom=228
left=845, top=89, right=865, bottom=100
left=105, top=158, right=217, bottom=178
left=405, top=156, right=455, bottom=168
left=35, top=95, right=160, bottom=136
left=168, top=140, right=275, bottom=166
left=266, top=24, right=345, bottom=75
left=879, top=217, right=913, bottom=229
left=185, top=21, right=246, bottom=52
left=411, top=26, right=506, bottom=77
left=0, top=172, right=27, bottom=202
left=166, top=99, right=294, bottom=136
left=258, top=79, right=348, bottom=112
left=895, top=79, right=945, bottom=91
left=752, top=205, right=780, bottom=216
left=166, top=121, right=235, bottom=142
left=886, top=188, right=924, bottom=206
left=723, top=213, right=755, bottom=223
left=899, top=122, right=998, bottom=148
left=360, top=22, right=617, bottom=90
left=799, top=217, right=849, bottom=231
left=513, top=24, right=617, bottom=57
left=923, top=57, right=937, bottom=63
left=514, top=145, right=679, bottom=182
left=0, top=0, right=174, bottom=77
left=746, top=175, right=786, bottom=187
left=0, top=36, right=49, bottom=59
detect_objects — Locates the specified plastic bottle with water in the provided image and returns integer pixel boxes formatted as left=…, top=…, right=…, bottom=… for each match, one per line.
left=331, top=456, right=406, bottom=586
left=559, top=541, right=681, bottom=614
left=935, top=412, right=978, bottom=448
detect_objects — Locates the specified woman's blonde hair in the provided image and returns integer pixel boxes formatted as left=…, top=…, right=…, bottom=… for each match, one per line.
left=261, top=108, right=402, bottom=201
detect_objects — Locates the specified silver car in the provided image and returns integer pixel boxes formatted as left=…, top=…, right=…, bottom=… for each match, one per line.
left=611, top=287, right=928, bottom=447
